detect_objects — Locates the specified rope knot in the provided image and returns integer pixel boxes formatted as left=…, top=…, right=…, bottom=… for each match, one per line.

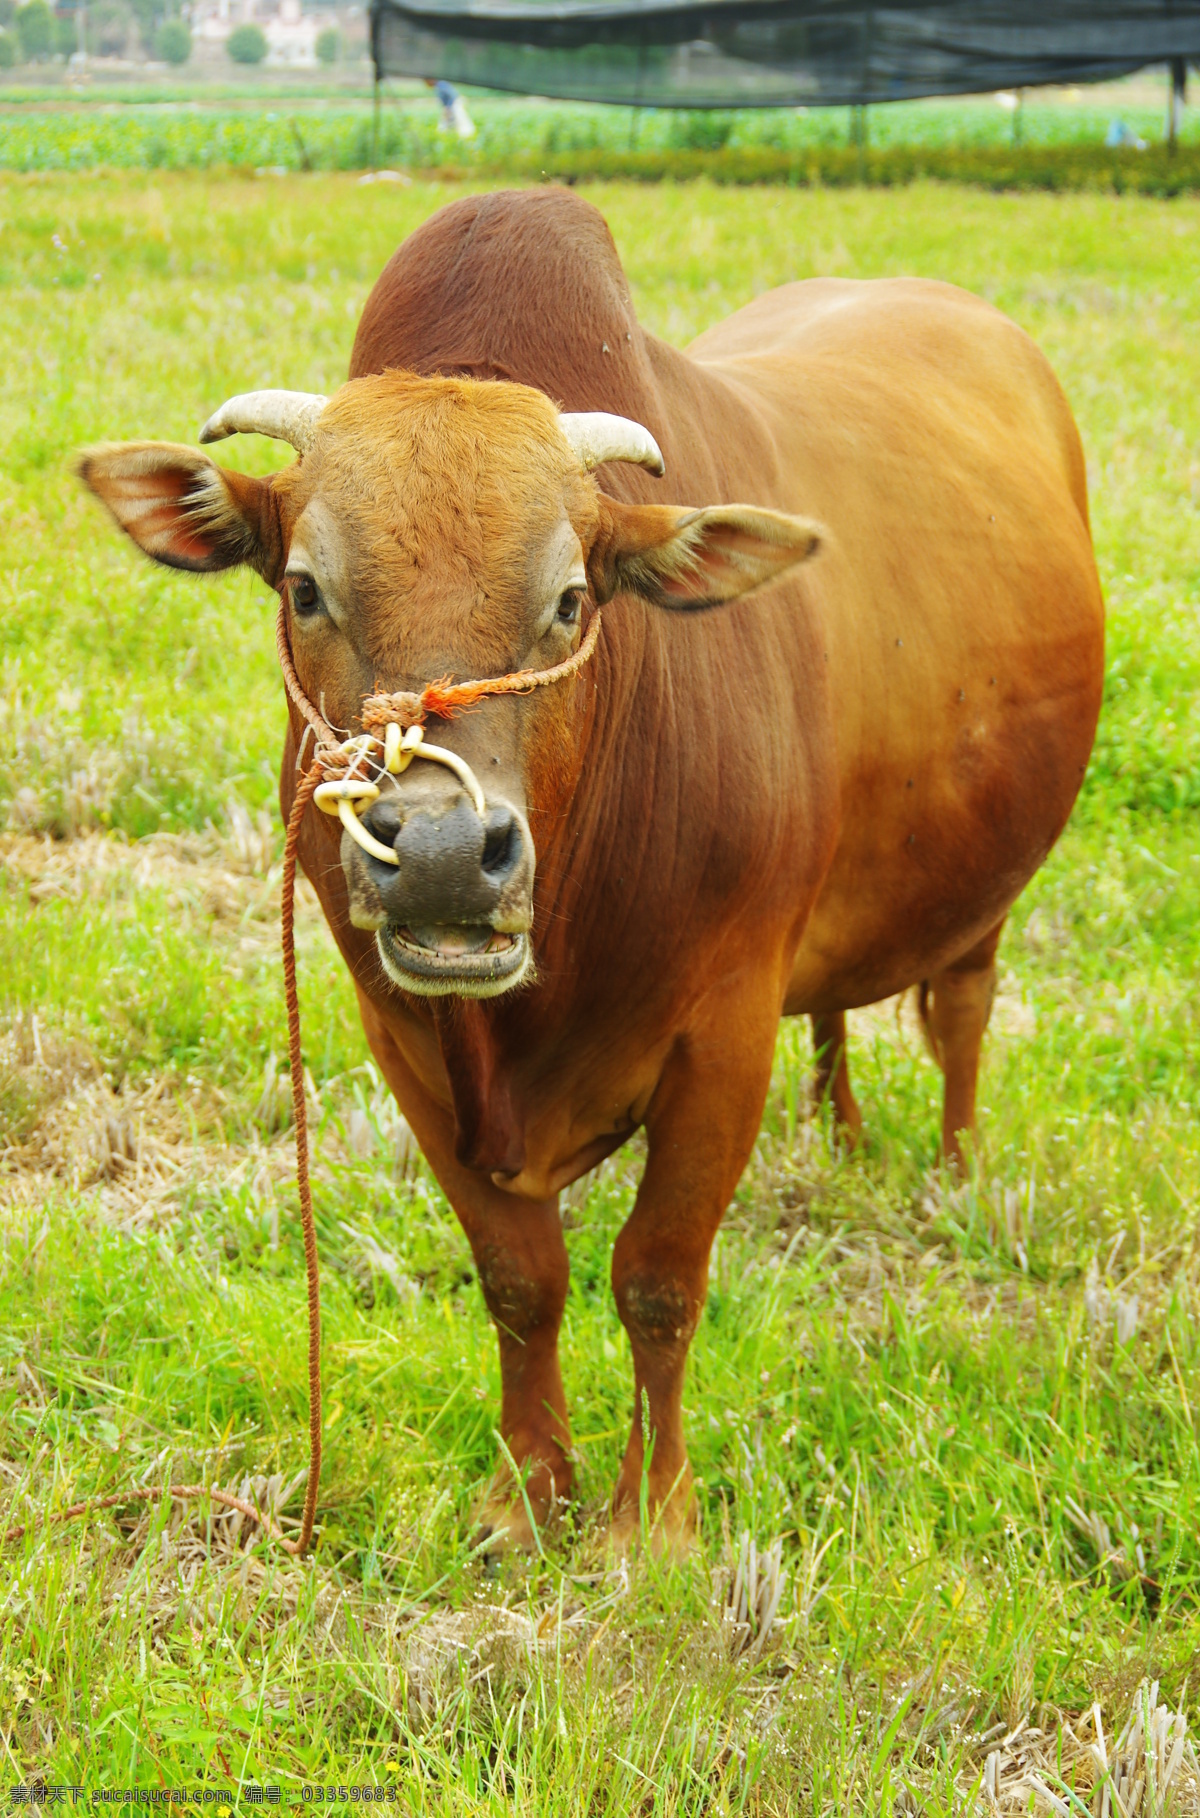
left=312, top=735, right=377, bottom=782
left=362, top=690, right=426, bottom=734
left=312, top=742, right=348, bottom=778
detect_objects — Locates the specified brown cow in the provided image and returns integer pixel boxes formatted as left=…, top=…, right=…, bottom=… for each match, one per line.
left=79, top=189, right=1104, bottom=1554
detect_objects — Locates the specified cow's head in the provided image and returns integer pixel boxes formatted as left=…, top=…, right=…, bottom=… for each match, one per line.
left=79, top=373, right=821, bottom=998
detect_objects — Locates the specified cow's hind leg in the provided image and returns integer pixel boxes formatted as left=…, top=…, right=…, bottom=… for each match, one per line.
left=810, top=1010, right=862, bottom=1142
left=609, top=995, right=779, bottom=1554
left=918, top=918, right=1005, bottom=1168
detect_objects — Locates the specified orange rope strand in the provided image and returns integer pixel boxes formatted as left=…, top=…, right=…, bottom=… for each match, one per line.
left=362, top=608, right=603, bottom=731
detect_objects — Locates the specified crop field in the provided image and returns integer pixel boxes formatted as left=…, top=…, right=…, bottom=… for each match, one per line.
left=2, top=172, right=1200, bottom=1807
left=1, top=92, right=1199, bottom=177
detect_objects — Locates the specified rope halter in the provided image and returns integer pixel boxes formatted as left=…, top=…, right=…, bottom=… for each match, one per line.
left=275, top=598, right=603, bottom=862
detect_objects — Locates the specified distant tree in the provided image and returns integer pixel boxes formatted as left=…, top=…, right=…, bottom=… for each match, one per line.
left=87, top=0, right=133, bottom=54
left=154, top=16, right=190, bottom=61
left=15, top=0, right=54, bottom=59
left=55, top=11, right=77, bottom=53
left=226, top=20, right=266, bottom=62
left=128, top=0, right=162, bottom=53
left=315, top=25, right=338, bottom=64
left=0, top=26, right=15, bottom=63
left=0, top=0, right=15, bottom=27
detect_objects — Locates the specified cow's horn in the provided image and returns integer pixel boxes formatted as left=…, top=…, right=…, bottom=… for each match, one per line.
left=198, top=390, right=328, bottom=454
left=559, top=413, right=665, bottom=477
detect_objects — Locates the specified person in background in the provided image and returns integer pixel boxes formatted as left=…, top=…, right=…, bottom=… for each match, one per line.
left=424, top=77, right=476, bottom=139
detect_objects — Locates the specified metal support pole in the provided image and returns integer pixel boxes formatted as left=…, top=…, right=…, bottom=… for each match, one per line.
left=630, top=2, right=645, bottom=152
left=855, top=7, right=873, bottom=160
left=1168, top=57, right=1187, bottom=151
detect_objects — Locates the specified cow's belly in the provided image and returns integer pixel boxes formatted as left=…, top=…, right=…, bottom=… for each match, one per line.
left=686, top=278, right=1105, bottom=1017
left=783, top=579, right=1104, bottom=1013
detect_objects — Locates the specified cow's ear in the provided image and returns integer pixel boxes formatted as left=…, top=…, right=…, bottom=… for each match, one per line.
left=77, top=443, right=282, bottom=581
left=587, top=497, right=822, bottom=612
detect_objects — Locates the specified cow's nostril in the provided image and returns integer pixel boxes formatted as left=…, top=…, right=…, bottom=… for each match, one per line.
left=363, top=799, right=402, bottom=848
left=481, top=806, right=521, bottom=881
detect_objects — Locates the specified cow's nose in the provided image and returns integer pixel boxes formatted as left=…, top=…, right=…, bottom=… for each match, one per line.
left=358, top=794, right=530, bottom=927
left=479, top=803, right=523, bottom=886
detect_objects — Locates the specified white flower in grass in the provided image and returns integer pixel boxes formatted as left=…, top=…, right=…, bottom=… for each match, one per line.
left=1115, top=1295, right=1139, bottom=1345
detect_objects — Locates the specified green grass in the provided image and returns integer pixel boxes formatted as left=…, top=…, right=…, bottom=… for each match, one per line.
left=2, top=174, right=1200, bottom=1806
left=0, top=77, right=376, bottom=104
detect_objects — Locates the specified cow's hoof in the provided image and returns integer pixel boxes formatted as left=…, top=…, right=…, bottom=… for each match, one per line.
left=606, top=1491, right=696, bottom=1558
left=472, top=1468, right=566, bottom=1561
left=473, top=1504, right=537, bottom=1563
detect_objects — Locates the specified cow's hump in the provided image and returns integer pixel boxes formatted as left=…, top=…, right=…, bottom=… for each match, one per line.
left=349, top=188, right=656, bottom=416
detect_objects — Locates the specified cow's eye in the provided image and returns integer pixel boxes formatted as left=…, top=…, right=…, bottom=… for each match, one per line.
left=290, top=574, right=320, bottom=617
left=556, top=587, right=583, bottom=624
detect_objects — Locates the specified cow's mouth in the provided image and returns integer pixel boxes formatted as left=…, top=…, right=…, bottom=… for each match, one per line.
left=377, top=923, right=532, bottom=998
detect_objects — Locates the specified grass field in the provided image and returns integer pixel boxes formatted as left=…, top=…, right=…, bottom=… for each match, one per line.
left=2, top=173, right=1200, bottom=1808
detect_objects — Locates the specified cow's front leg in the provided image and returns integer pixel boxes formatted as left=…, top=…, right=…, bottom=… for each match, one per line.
left=460, top=1191, right=572, bottom=1552
left=608, top=1010, right=777, bottom=1553
left=355, top=1004, right=571, bottom=1553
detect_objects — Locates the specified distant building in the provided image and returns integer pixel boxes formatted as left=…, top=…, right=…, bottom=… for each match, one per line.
left=187, top=0, right=350, bottom=66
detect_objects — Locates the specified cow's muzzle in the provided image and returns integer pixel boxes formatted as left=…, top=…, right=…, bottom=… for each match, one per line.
left=345, top=792, right=535, bottom=999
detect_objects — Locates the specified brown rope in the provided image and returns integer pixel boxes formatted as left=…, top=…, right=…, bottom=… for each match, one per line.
left=3, top=1484, right=300, bottom=1552
left=4, top=651, right=328, bottom=1560
left=5, top=595, right=602, bottom=1558
left=280, top=760, right=324, bottom=1555
left=276, top=594, right=339, bottom=748
left=3, top=769, right=325, bottom=1557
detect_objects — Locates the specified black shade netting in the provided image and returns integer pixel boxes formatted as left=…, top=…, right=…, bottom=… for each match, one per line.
left=370, top=0, right=1200, bottom=109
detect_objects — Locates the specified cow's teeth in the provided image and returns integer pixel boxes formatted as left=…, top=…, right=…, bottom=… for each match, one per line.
left=400, top=924, right=504, bottom=958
